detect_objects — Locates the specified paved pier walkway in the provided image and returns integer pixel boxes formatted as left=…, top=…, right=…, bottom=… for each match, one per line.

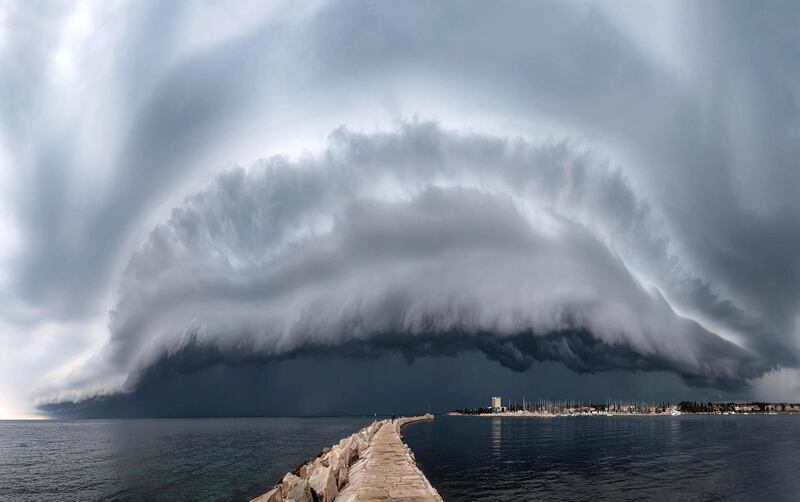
left=338, top=416, right=442, bottom=502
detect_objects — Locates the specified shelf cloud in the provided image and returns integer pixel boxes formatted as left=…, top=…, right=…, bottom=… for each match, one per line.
left=92, top=124, right=764, bottom=399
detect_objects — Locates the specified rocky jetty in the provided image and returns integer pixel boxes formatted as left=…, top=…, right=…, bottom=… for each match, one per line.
left=251, top=415, right=439, bottom=502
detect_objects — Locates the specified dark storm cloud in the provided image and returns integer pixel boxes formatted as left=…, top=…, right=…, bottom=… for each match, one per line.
left=289, top=0, right=800, bottom=365
left=40, top=350, right=724, bottom=419
left=53, top=122, right=762, bottom=404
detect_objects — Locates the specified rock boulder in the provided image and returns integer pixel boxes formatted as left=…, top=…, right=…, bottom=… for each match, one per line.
left=308, top=464, right=338, bottom=502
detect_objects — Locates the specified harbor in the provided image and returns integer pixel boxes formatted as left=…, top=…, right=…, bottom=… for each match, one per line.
left=450, top=396, right=800, bottom=417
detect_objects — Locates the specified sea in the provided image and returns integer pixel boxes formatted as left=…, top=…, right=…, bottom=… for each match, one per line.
left=0, top=417, right=373, bottom=501
left=2, top=414, right=799, bottom=501
left=402, top=414, right=800, bottom=501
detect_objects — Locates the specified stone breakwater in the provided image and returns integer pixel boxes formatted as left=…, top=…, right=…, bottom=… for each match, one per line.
left=251, top=415, right=441, bottom=502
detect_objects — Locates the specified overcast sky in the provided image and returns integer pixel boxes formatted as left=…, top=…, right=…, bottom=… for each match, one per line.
left=2, top=0, right=800, bottom=418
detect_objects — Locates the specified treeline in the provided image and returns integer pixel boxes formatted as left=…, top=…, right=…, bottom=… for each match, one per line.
left=452, top=407, right=492, bottom=415
left=679, top=401, right=733, bottom=413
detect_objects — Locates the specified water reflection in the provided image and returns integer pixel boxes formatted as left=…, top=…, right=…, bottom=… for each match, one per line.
left=667, top=415, right=680, bottom=446
left=491, top=417, right=502, bottom=457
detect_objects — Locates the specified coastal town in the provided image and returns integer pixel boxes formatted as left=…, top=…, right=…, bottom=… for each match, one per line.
left=448, top=396, right=800, bottom=417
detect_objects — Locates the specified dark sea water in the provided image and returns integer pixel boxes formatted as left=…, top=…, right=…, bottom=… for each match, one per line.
left=0, top=417, right=373, bottom=502
left=402, top=414, right=800, bottom=501
left=4, top=415, right=799, bottom=501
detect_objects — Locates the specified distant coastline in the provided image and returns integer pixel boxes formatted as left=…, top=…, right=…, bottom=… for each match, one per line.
left=450, top=397, right=800, bottom=418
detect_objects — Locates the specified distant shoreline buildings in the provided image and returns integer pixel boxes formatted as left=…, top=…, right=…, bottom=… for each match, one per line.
left=449, top=397, right=800, bottom=417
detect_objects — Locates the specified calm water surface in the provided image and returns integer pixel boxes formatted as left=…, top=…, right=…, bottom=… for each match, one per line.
left=4, top=415, right=799, bottom=501
left=0, top=417, right=372, bottom=501
left=403, top=414, right=800, bottom=501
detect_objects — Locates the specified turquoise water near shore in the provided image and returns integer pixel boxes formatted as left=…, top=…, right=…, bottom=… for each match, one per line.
left=0, top=417, right=373, bottom=501
left=403, top=414, right=800, bottom=501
